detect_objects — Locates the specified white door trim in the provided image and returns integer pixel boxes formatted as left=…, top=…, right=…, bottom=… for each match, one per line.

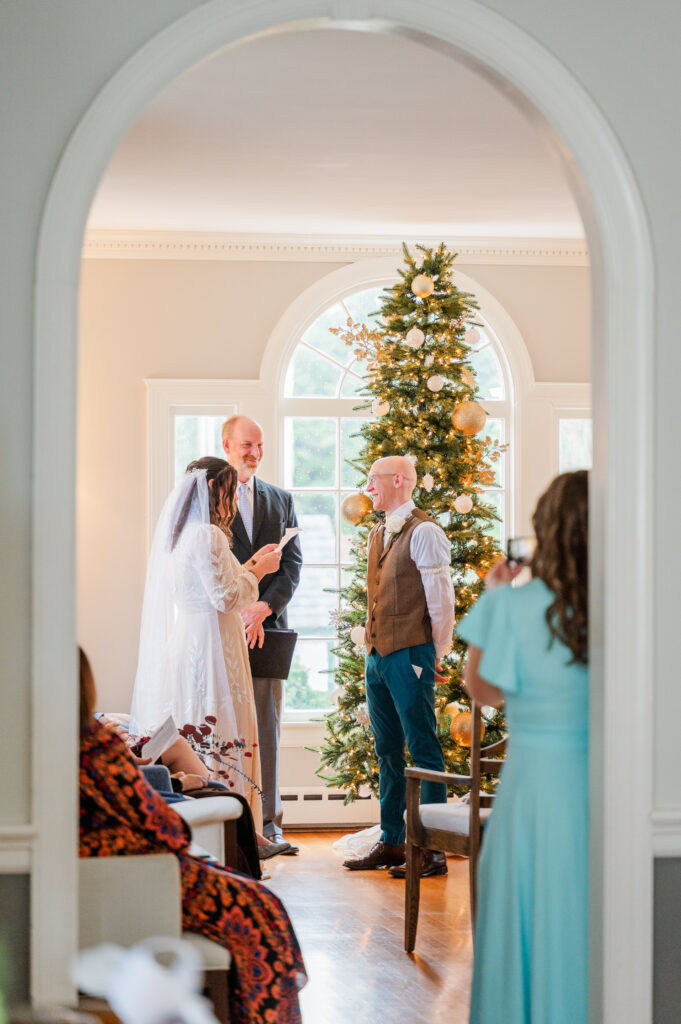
left=31, top=0, right=653, bottom=1018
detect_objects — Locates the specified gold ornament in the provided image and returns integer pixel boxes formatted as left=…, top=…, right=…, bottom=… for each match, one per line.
left=448, top=709, right=485, bottom=748
left=341, top=492, right=373, bottom=525
left=451, top=400, right=487, bottom=435
left=411, top=274, right=435, bottom=298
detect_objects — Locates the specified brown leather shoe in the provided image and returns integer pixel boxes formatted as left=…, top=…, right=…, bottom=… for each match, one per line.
left=388, top=849, right=448, bottom=878
left=343, top=840, right=406, bottom=870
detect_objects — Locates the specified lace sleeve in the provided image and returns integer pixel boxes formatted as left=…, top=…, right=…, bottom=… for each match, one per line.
left=198, top=526, right=259, bottom=612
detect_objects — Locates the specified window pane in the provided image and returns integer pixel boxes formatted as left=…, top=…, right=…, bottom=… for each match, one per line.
left=291, top=491, right=337, bottom=564
left=284, top=345, right=342, bottom=398
left=469, top=343, right=505, bottom=400
left=482, top=417, right=505, bottom=487
left=340, top=418, right=369, bottom=489
left=559, top=418, right=593, bottom=471
left=342, top=286, right=384, bottom=326
left=288, top=566, right=338, bottom=637
left=302, top=303, right=353, bottom=365
left=340, top=371, right=365, bottom=398
left=285, top=639, right=336, bottom=712
left=284, top=418, right=337, bottom=489
left=480, top=490, right=504, bottom=546
left=174, top=415, right=224, bottom=484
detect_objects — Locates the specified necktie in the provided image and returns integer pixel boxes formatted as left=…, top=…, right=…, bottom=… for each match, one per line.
left=238, top=482, right=253, bottom=543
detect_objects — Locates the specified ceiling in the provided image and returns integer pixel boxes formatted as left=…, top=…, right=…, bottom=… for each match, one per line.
left=87, top=28, right=584, bottom=239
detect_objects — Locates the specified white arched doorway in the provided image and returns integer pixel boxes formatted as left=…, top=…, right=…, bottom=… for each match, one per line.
left=33, top=2, right=653, bottom=1019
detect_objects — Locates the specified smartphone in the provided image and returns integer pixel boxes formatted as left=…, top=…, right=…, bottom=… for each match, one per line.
left=506, top=536, right=536, bottom=567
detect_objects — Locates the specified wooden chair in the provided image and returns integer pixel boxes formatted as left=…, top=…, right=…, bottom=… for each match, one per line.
left=403, top=702, right=506, bottom=952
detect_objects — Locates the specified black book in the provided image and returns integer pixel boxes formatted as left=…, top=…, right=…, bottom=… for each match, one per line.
left=248, top=628, right=298, bottom=680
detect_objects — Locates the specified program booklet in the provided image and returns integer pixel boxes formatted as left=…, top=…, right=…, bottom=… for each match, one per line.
left=140, top=714, right=178, bottom=762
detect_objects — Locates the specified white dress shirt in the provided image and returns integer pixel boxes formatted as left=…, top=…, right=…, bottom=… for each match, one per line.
left=379, top=499, right=455, bottom=659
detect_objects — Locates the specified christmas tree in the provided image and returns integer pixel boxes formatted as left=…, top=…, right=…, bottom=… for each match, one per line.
left=317, top=243, right=506, bottom=800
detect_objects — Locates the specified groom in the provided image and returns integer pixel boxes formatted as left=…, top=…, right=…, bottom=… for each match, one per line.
left=222, top=415, right=302, bottom=855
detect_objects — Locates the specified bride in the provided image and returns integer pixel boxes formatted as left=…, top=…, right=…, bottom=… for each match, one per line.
left=130, top=456, right=281, bottom=835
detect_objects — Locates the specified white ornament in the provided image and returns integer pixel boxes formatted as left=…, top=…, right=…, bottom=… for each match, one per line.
left=427, top=374, right=444, bottom=392
left=461, top=367, right=476, bottom=389
left=385, top=514, right=406, bottom=535
left=405, top=327, right=425, bottom=348
left=454, top=494, right=473, bottom=514
left=412, top=274, right=435, bottom=298
left=465, top=327, right=481, bottom=345
left=371, top=398, right=390, bottom=416
left=358, top=783, right=372, bottom=798
left=424, top=354, right=435, bottom=367
left=350, top=625, right=366, bottom=646
left=422, top=473, right=435, bottom=492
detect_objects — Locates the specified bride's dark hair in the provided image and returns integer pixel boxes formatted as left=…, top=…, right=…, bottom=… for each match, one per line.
left=171, top=457, right=237, bottom=549
left=531, top=470, right=588, bottom=664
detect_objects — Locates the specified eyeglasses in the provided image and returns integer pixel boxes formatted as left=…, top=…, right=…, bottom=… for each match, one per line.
left=366, top=473, right=396, bottom=486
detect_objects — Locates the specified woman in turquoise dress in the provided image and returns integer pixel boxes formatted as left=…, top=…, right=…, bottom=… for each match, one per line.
left=458, top=470, right=589, bottom=1024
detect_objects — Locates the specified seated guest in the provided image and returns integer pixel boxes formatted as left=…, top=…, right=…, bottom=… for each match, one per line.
left=79, top=648, right=307, bottom=1024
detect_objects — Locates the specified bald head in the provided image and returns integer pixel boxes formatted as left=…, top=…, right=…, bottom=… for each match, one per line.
left=366, top=455, right=417, bottom=513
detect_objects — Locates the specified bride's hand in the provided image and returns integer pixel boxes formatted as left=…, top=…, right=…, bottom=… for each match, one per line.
left=251, top=543, right=278, bottom=563
left=254, top=548, right=282, bottom=577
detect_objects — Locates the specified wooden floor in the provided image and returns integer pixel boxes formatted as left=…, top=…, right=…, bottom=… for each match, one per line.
left=265, top=831, right=473, bottom=1024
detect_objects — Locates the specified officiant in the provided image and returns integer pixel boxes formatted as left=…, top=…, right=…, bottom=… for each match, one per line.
left=222, top=415, right=303, bottom=856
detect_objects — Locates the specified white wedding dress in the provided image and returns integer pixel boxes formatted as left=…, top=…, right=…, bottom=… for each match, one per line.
left=131, top=494, right=264, bottom=832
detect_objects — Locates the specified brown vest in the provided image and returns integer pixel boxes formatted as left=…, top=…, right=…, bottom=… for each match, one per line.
left=366, top=508, right=433, bottom=657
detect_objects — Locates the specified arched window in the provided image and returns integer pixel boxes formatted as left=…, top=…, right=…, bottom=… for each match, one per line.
left=280, top=283, right=512, bottom=717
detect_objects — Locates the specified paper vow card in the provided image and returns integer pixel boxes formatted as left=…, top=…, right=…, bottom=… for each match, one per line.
left=276, top=527, right=302, bottom=551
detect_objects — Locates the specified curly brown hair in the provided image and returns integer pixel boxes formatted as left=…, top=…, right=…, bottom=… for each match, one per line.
left=531, top=470, right=588, bottom=664
left=170, top=458, right=238, bottom=549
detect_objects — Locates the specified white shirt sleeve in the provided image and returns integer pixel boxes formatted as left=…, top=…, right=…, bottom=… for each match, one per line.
left=410, top=521, right=455, bottom=659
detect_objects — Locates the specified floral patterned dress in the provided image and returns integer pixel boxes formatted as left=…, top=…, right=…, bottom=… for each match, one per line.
left=80, top=721, right=306, bottom=1024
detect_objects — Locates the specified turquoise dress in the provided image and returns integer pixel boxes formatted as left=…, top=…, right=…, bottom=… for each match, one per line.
left=458, top=578, right=588, bottom=1024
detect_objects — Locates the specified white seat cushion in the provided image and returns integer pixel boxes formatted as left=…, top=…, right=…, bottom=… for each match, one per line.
left=418, top=802, right=492, bottom=834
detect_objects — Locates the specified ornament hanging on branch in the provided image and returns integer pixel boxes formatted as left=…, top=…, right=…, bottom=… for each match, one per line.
left=451, top=400, right=487, bottom=435
left=427, top=375, right=445, bottom=392
left=350, top=625, right=366, bottom=646
left=411, top=274, right=435, bottom=298
left=341, top=492, right=373, bottom=525
left=422, top=473, right=435, bottom=493
left=371, top=397, right=390, bottom=416
left=465, top=327, right=481, bottom=345
left=453, top=494, right=473, bottom=514
left=424, top=354, right=435, bottom=368
left=445, top=703, right=485, bottom=748
left=461, top=367, right=476, bottom=389
left=405, top=327, right=425, bottom=348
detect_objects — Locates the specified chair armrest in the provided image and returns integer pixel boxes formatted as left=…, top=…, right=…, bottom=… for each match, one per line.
left=79, top=854, right=182, bottom=949
left=481, top=736, right=507, bottom=755
left=405, top=766, right=473, bottom=787
left=174, top=796, right=243, bottom=828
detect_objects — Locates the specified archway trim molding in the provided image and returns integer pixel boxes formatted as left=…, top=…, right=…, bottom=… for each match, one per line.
left=31, top=1, right=654, bottom=1019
